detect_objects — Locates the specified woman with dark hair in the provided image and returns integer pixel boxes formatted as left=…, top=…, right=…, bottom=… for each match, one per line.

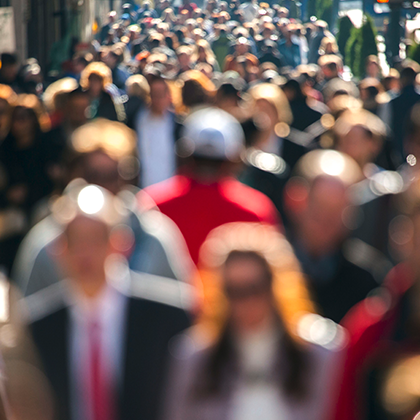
left=0, top=94, right=52, bottom=271
left=163, top=223, right=345, bottom=420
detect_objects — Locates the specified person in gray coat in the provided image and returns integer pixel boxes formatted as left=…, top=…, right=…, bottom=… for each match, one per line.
left=13, top=119, right=195, bottom=296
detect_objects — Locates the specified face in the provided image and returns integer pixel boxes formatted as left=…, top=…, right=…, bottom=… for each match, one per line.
left=1, top=64, right=18, bottom=82
left=367, top=62, right=380, bottom=78
left=150, top=80, right=171, bottom=114
left=178, top=52, right=190, bottom=68
left=61, top=216, right=111, bottom=283
left=235, top=43, right=248, bottom=56
left=223, top=256, right=273, bottom=334
left=11, top=107, right=37, bottom=139
left=88, top=74, right=104, bottom=97
left=66, top=95, right=90, bottom=128
left=300, top=177, right=350, bottom=256
left=337, top=125, right=379, bottom=168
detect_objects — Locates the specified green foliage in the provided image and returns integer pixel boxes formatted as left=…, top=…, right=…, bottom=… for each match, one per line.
left=345, top=25, right=360, bottom=69
left=306, top=0, right=333, bottom=23
left=409, top=42, right=420, bottom=65
left=345, top=15, right=378, bottom=79
left=337, top=15, right=355, bottom=62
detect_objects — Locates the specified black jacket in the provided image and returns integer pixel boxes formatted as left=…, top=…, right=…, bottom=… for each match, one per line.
left=29, top=277, right=191, bottom=420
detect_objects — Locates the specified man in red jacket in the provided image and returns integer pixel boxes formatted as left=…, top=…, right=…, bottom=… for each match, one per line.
left=139, top=107, right=281, bottom=264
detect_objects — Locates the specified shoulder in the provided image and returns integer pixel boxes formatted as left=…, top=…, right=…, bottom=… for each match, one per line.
left=220, top=178, right=280, bottom=224
left=166, top=326, right=215, bottom=367
left=341, top=238, right=387, bottom=284
left=110, top=262, right=196, bottom=312
left=22, top=281, right=68, bottom=324
left=141, top=176, right=191, bottom=208
left=12, top=215, right=61, bottom=292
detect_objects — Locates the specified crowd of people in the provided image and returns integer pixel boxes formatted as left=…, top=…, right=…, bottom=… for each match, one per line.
left=1, top=0, right=420, bottom=419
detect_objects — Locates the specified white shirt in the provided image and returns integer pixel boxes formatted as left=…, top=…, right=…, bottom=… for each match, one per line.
left=66, top=282, right=128, bottom=420
left=136, top=109, right=176, bottom=188
left=230, top=325, right=290, bottom=420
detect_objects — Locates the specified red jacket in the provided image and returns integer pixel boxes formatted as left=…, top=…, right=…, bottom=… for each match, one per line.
left=140, top=175, right=281, bottom=264
left=333, top=263, right=414, bottom=420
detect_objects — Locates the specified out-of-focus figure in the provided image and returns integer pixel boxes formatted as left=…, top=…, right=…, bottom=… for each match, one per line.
left=141, top=107, right=280, bottom=265
left=13, top=119, right=195, bottom=296
left=163, top=222, right=345, bottom=420
left=80, top=61, right=122, bottom=121
left=0, top=94, right=52, bottom=273
left=0, top=273, right=55, bottom=420
left=25, top=181, right=192, bottom=420
left=284, top=150, right=379, bottom=323
left=134, top=75, right=179, bottom=188
left=333, top=178, right=420, bottom=420
left=247, top=83, right=307, bottom=169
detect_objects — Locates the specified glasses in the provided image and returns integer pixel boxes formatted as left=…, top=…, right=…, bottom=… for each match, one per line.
left=223, top=282, right=269, bottom=301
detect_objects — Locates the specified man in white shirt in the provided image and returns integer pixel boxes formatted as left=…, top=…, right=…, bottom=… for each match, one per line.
left=25, top=182, right=192, bottom=420
left=135, top=76, right=178, bottom=188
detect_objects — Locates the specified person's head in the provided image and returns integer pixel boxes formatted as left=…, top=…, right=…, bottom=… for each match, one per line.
left=319, top=37, right=338, bottom=56
left=198, top=222, right=314, bottom=334
left=149, top=76, right=171, bottom=115
left=284, top=150, right=362, bottom=257
left=10, top=94, right=49, bottom=141
left=248, top=83, right=292, bottom=133
left=334, top=108, right=386, bottom=168
left=177, top=107, right=245, bottom=181
left=383, top=69, right=400, bottom=92
left=177, top=45, right=192, bottom=69
left=125, top=74, right=150, bottom=103
left=235, top=37, right=250, bottom=56
left=101, top=49, right=121, bottom=69
left=180, top=70, right=216, bottom=109
left=366, top=55, right=380, bottom=79
left=282, top=79, right=305, bottom=102
left=0, top=53, right=19, bottom=83
left=64, top=88, right=90, bottom=129
left=53, top=182, right=129, bottom=294
left=80, top=61, right=112, bottom=97
left=69, top=119, right=138, bottom=193
left=72, top=52, right=93, bottom=75
left=319, top=54, right=342, bottom=80
left=400, top=64, right=419, bottom=88
left=222, top=250, right=275, bottom=332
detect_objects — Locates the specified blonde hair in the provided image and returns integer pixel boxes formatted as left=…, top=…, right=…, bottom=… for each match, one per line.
left=249, top=83, right=293, bottom=125
left=125, top=75, right=150, bottom=103
left=80, top=61, right=113, bottom=90
left=197, top=223, right=315, bottom=340
left=192, top=39, right=217, bottom=67
left=13, top=94, right=50, bottom=132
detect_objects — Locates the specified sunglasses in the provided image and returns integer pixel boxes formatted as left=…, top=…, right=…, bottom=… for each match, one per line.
left=224, top=282, right=269, bottom=301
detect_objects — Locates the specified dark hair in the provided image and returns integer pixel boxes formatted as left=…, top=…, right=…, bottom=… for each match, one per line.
left=283, top=79, right=305, bottom=101
left=67, top=87, right=90, bottom=101
left=192, top=250, right=309, bottom=401
left=401, top=66, right=417, bottom=87
left=182, top=79, right=210, bottom=107
left=1, top=53, right=18, bottom=67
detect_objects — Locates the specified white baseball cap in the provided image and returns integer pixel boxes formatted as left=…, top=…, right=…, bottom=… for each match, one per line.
left=179, top=107, right=245, bottom=161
